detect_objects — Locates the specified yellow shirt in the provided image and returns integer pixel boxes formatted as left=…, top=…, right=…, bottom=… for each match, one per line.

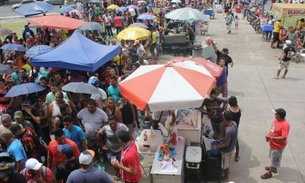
left=59, top=30, right=68, bottom=41
left=273, top=21, right=281, bottom=33
left=151, top=32, right=157, bottom=44
left=22, top=64, right=31, bottom=74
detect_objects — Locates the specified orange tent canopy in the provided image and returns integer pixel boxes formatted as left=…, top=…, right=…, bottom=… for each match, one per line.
left=27, top=15, right=86, bottom=30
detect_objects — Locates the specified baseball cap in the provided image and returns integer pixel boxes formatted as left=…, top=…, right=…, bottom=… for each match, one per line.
left=133, top=40, right=140, bottom=45
left=272, top=108, right=286, bottom=118
left=14, top=111, right=23, bottom=119
left=26, top=158, right=42, bottom=170
left=6, top=60, right=13, bottom=64
left=285, top=40, right=292, bottom=45
left=79, top=150, right=95, bottom=165
left=57, top=144, right=74, bottom=157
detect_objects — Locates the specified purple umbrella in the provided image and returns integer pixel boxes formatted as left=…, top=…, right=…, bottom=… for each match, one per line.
left=127, top=5, right=137, bottom=9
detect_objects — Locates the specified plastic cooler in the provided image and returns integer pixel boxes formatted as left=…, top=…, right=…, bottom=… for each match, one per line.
left=185, top=146, right=202, bottom=169
left=262, top=25, right=274, bottom=32
left=206, top=9, right=213, bottom=16
left=136, top=129, right=163, bottom=153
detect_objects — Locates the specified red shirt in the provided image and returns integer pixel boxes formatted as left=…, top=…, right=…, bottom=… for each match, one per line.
left=113, top=16, right=123, bottom=28
left=21, top=166, right=54, bottom=183
left=120, top=141, right=141, bottom=182
left=48, top=138, right=80, bottom=167
left=268, top=119, right=290, bottom=149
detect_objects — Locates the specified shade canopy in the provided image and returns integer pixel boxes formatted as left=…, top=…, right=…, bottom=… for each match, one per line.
left=120, top=61, right=215, bottom=112
left=165, top=7, right=206, bottom=21
left=31, top=31, right=121, bottom=72
left=27, top=15, right=85, bottom=30
left=15, top=2, right=54, bottom=17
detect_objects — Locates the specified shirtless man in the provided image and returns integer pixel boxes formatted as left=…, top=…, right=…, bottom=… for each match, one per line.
left=48, top=92, right=78, bottom=132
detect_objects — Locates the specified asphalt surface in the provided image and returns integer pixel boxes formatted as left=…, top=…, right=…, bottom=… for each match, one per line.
left=1, top=7, right=305, bottom=183
left=0, top=1, right=64, bottom=19
left=145, top=11, right=305, bottom=183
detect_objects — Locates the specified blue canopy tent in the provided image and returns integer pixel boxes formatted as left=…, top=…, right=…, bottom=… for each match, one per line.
left=31, top=31, right=121, bottom=72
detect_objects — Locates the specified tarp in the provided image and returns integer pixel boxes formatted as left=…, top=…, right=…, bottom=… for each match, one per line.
left=31, top=31, right=121, bottom=72
left=271, top=3, right=305, bottom=18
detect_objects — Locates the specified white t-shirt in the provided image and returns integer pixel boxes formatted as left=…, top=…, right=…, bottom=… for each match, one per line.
left=91, top=88, right=107, bottom=109
left=136, top=44, right=145, bottom=57
left=77, top=108, right=108, bottom=139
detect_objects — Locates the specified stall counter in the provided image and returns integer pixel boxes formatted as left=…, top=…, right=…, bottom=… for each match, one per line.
left=150, top=139, right=185, bottom=183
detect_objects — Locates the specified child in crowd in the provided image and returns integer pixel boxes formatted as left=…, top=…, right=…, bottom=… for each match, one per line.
left=235, top=15, right=240, bottom=29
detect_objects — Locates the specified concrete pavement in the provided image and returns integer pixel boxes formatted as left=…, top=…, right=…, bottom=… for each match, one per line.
left=146, top=11, right=305, bottom=183
left=196, top=11, right=305, bottom=183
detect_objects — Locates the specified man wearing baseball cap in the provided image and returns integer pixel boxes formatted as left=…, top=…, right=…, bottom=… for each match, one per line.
left=56, top=144, right=80, bottom=183
left=66, top=150, right=114, bottom=183
left=274, top=39, right=296, bottom=79
left=21, top=158, right=54, bottom=183
left=261, top=108, right=290, bottom=179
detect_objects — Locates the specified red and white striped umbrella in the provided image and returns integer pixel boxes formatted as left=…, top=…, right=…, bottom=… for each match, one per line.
left=119, top=60, right=216, bottom=112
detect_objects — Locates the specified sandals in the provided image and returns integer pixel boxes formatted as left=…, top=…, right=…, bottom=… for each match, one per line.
left=265, top=166, right=278, bottom=173
left=221, top=176, right=230, bottom=182
left=261, top=172, right=272, bottom=179
left=235, top=156, right=240, bottom=162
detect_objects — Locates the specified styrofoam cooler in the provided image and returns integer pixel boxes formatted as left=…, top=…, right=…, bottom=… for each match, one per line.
left=216, top=5, right=223, bottom=13
left=136, top=129, right=163, bottom=153
left=201, top=44, right=216, bottom=59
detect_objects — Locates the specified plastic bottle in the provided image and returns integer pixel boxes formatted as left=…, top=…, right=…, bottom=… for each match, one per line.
left=150, top=126, right=154, bottom=138
left=170, top=127, right=178, bottom=146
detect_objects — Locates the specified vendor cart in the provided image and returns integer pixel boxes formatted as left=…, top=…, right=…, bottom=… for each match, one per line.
left=205, top=8, right=215, bottom=19
left=215, top=5, right=223, bottom=13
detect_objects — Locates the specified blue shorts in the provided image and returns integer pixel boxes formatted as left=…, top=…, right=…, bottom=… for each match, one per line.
left=106, top=150, right=121, bottom=162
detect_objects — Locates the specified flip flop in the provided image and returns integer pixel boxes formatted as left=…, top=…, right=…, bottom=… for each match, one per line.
left=265, top=166, right=277, bottom=173
left=260, top=172, right=272, bottom=179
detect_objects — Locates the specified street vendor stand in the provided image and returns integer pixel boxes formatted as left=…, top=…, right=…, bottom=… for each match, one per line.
left=120, top=61, right=216, bottom=183
left=150, top=139, right=186, bottom=183
left=271, top=3, right=305, bottom=25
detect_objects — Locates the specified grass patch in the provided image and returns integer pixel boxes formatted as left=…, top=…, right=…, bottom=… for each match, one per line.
left=1, top=21, right=27, bottom=38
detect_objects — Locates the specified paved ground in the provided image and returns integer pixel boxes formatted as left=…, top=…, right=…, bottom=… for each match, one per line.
left=137, top=11, right=305, bottom=183
left=2, top=10, right=305, bottom=183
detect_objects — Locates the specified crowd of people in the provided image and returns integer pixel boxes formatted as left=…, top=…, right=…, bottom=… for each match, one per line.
left=0, top=0, right=294, bottom=183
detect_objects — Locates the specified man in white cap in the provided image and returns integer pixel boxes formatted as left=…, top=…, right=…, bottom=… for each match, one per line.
left=66, top=150, right=114, bottom=183
left=274, top=40, right=296, bottom=79
left=20, top=158, right=54, bottom=183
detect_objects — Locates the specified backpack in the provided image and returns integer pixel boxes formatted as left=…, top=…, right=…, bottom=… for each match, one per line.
left=21, top=127, right=48, bottom=158
left=21, top=166, right=47, bottom=179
